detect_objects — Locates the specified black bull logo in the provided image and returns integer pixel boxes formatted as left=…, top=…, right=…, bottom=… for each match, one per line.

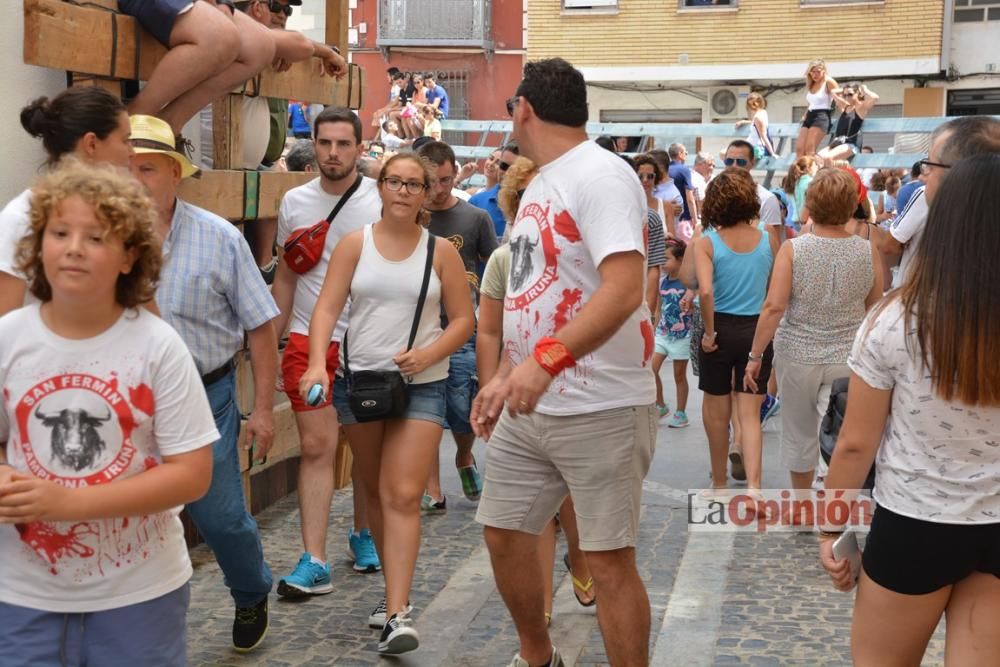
left=509, top=232, right=539, bottom=293
left=34, top=406, right=112, bottom=472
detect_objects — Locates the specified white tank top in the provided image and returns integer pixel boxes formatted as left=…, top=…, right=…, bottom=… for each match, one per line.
left=806, top=84, right=832, bottom=111
left=345, top=224, right=448, bottom=384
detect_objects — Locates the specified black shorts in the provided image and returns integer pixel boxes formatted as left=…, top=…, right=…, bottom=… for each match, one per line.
left=802, top=109, right=832, bottom=132
left=862, top=505, right=1000, bottom=595
left=697, top=312, right=773, bottom=396
left=118, top=0, right=194, bottom=46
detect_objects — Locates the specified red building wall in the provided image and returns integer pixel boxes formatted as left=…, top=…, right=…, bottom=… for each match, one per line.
left=351, top=0, right=524, bottom=140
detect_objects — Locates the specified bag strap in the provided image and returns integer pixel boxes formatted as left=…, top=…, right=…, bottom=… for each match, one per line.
left=343, top=231, right=436, bottom=376
left=325, top=174, right=364, bottom=225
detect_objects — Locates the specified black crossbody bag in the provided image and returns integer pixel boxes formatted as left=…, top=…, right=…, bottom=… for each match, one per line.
left=342, top=233, right=436, bottom=422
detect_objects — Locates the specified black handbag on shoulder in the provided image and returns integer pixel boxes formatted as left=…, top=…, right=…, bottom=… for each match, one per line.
left=343, top=233, right=436, bottom=423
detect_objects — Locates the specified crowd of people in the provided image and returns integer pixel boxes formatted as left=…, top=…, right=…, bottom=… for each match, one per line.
left=0, top=23, right=999, bottom=667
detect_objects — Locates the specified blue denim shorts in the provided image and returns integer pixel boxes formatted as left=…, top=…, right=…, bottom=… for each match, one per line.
left=333, top=376, right=447, bottom=426
left=444, top=340, right=478, bottom=434
left=0, top=583, right=189, bottom=667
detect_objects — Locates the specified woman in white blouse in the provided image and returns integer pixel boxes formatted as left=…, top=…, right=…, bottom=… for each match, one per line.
left=820, top=154, right=1000, bottom=666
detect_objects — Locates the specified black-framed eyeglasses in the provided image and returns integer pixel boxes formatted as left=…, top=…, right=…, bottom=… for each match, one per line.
left=505, top=96, right=521, bottom=117
left=724, top=157, right=749, bottom=167
left=499, top=160, right=512, bottom=172
left=266, top=0, right=293, bottom=16
left=380, top=177, right=427, bottom=194
left=919, top=158, right=952, bottom=170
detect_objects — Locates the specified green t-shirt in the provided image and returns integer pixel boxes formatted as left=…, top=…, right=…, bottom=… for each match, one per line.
left=265, top=98, right=289, bottom=164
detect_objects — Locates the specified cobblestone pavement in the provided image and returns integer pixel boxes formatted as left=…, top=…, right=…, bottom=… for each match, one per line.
left=187, top=378, right=948, bottom=666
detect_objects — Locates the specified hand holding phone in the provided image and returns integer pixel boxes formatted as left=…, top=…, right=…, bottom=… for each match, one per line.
left=832, top=531, right=862, bottom=583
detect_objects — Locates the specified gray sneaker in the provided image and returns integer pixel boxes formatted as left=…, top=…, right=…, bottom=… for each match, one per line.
left=507, top=646, right=565, bottom=667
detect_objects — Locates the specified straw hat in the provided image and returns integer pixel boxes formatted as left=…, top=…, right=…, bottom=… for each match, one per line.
left=129, top=115, right=198, bottom=178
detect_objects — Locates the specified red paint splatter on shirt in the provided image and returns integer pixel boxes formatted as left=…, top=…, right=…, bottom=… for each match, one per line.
left=129, top=384, right=155, bottom=416
left=554, top=289, right=584, bottom=332
left=640, top=320, right=654, bottom=367
left=553, top=210, right=581, bottom=243
left=18, top=522, right=98, bottom=574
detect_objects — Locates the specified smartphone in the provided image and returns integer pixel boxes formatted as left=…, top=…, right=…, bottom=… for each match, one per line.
left=832, top=531, right=862, bottom=582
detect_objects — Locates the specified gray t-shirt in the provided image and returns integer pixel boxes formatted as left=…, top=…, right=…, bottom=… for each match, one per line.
left=428, top=198, right=499, bottom=308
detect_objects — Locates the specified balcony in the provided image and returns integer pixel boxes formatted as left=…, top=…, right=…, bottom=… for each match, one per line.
left=377, top=0, right=493, bottom=49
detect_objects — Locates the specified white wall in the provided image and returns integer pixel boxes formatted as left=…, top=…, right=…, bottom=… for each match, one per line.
left=950, top=22, right=1000, bottom=77
left=0, top=8, right=65, bottom=203
left=287, top=0, right=327, bottom=44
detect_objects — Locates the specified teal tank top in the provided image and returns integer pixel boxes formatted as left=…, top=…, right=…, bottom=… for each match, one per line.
left=706, top=227, right=772, bottom=315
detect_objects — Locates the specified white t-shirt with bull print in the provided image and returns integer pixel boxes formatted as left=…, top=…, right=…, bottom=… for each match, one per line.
left=503, top=140, right=657, bottom=415
left=0, top=304, right=219, bottom=613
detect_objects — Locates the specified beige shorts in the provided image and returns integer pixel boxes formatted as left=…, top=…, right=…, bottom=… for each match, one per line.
left=475, top=404, right=657, bottom=552
left=776, top=355, right=850, bottom=473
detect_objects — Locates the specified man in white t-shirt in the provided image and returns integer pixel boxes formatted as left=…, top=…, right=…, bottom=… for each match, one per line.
left=873, top=116, right=1000, bottom=288
left=270, top=108, right=384, bottom=593
left=472, top=58, right=656, bottom=667
left=724, top=139, right=784, bottom=253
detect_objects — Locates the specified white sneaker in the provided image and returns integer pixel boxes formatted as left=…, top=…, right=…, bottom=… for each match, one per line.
left=378, top=611, right=419, bottom=655
left=367, top=597, right=413, bottom=628
left=507, top=646, right=565, bottom=667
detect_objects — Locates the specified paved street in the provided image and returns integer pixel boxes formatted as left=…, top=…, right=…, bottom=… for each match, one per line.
left=187, top=370, right=946, bottom=666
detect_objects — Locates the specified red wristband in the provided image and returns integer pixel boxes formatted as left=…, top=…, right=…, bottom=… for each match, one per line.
left=533, top=337, right=576, bottom=377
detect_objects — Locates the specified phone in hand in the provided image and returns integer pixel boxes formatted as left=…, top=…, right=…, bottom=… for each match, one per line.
left=832, top=531, right=862, bottom=582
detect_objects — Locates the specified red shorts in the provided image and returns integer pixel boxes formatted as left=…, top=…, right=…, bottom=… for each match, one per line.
left=282, top=333, right=340, bottom=412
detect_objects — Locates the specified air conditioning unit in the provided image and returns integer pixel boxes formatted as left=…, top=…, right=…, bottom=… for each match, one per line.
left=707, top=86, right=750, bottom=122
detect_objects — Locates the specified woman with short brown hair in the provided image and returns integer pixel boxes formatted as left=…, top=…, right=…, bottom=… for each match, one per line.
left=744, top=168, right=882, bottom=499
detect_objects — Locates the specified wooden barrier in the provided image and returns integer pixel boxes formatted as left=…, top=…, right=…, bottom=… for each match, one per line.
left=23, top=0, right=363, bottom=107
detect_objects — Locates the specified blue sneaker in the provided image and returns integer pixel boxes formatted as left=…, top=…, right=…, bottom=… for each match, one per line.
left=277, top=553, right=333, bottom=598
left=760, top=394, right=780, bottom=425
left=348, top=529, right=382, bottom=573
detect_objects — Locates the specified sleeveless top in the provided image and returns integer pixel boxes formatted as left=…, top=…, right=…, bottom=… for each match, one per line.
left=834, top=108, right=864, bottom=142
left=346, top=225, right=448, bottom=384
left=806, top=84, right=832, bottom=111
left=774, top=234, right=873, bottom=365
left=706, top=227, right=772, bottom=316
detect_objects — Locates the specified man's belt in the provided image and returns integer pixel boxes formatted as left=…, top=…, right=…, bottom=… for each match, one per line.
left=201, top=359, right=235, bottom=387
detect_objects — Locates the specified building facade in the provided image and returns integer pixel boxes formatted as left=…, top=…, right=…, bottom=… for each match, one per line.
left=523, top=0, right=1000, bottom=154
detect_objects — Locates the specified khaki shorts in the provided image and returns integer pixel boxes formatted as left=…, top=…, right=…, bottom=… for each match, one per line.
left=475, top=404, right=657, bottom=552
left=776, top=354, right=850, bottom=473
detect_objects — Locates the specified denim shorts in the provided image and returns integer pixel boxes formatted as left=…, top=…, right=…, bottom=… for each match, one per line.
left=444, top=339, right=478, bottom=434
left=333, top=376, right=447, bottom=426
left=0, top=583, right=189, bottom=667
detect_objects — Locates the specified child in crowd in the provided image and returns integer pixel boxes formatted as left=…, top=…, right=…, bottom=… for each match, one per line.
left=653, top=239, right=693, bottom=428
left=0, top=162, right=217, bottom=665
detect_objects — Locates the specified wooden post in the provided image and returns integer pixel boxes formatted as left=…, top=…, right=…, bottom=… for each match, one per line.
left=325, top=0, right=349, bottom=60
left=211, top=94, right=243, bottom=170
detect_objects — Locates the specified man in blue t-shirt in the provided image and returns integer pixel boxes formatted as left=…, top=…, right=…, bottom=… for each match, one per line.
left=424, top=73, right=450, bottom=119
left=469, top=142, right=519, bottom=239
left=895, top=160, right=927, bottom=215
left=667, top=142, right=699, bottom=228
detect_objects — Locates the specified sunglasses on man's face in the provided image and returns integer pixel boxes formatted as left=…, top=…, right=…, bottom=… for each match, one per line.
left=724, top=157, right=749, bottom=168
left=499, top=160, right=512, bottom=172
left=266, top=0, right=293, bottom=16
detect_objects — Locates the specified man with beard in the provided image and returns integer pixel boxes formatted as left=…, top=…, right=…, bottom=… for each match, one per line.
left=271, top=108, right=386, bottom=595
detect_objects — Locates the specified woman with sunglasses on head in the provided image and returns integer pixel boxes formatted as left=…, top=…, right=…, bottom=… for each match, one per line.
left=299, top=153, right=473, bottom=656
left=796, top=59, right=841, bottom=158
left=819, top=154, right=1000, bottom=666
left=817, top=82, right=880, bottom=166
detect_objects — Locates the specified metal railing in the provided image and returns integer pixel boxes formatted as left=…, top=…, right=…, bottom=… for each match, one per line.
left=377, top=0, right=493, bottom=49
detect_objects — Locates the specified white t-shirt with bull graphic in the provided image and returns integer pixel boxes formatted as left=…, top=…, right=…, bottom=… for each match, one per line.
left=0, top=304, right=219, bottom=613
left=503, top=140, right=657, bottom=415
